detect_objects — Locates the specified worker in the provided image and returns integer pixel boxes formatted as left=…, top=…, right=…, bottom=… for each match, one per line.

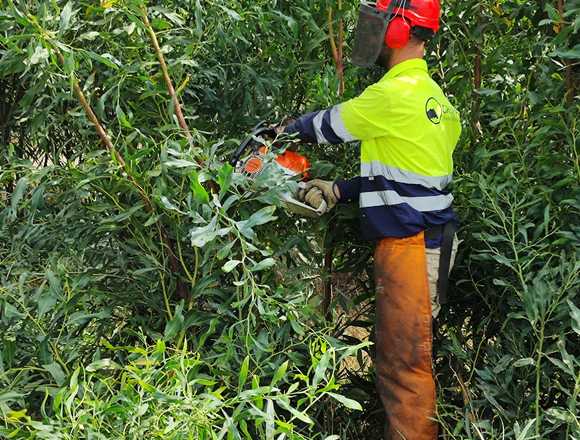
left=277, top=1, right=461, bottom=438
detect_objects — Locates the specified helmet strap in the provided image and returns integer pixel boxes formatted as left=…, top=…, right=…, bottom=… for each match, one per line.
left=383, top=0, right=402, bottom=25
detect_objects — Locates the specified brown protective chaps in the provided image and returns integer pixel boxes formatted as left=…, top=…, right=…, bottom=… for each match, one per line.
left=375, top=231, right=438, bottom=440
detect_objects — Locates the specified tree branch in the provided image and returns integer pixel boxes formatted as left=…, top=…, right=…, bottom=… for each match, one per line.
left=327, top=4, right=345, bottom=97
left=140, top=4, right=192, bottom=142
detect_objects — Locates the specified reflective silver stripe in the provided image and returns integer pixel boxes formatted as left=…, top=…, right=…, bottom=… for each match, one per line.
left=312, top=111, right=329, bottom=144
left=360, top=191, right=454, bottom=212
left=330, top=105, right=356, bottom=142
left=361, top=161, right=452, bottom=190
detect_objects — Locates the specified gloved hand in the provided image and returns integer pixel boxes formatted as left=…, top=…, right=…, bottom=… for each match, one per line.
left=299, top=179, right=340, bottom=212
left=303, top=187, right=325, bottom=211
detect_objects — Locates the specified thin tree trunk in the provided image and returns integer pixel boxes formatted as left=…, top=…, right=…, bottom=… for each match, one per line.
left=140, top=4, right=218, bottom=196
left=472, top=50, right=482, bottom=125
left=140, top=5, right=192, bottom=142
left=323, top=248, right=334, bottom=318
left=322, top=0, right=346, bottom=316
left=472, top=5, right=483, bottom=131
left=556, top=0, right=575, bottom=103
left=328, top=2, right=345, bottom=97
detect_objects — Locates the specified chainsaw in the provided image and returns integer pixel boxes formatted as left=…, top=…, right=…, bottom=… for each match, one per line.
left=229, top=122, right=327, bottom=217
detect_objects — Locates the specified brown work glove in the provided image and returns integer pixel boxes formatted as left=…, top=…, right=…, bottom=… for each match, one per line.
left=303, top=187, right=325, bottom=211
left=299, top=179, right=340, bottom=212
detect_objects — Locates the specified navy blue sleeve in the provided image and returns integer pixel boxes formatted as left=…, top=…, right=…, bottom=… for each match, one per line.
left=284, top=111, right=319, bottom=143
left=284, top=106, right=354, bottom=145
left=336, top=177, right=362, bottom=204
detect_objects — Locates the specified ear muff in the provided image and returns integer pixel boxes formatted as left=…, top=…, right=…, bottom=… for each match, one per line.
left=385, top=16, right=411, bottom=49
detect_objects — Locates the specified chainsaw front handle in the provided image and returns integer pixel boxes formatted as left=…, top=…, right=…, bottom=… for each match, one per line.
left=229, top=122, right=278, bottom=167
left=315, top=199, right=329, bottom=216
left=297, top=182, right=330, bottom=216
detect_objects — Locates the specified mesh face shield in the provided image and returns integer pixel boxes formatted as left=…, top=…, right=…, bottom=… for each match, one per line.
left=351, top=2, right=390, bottom=68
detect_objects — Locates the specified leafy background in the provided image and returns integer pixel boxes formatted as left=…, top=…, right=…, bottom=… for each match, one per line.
left=0, top=0, right=578, bottom=439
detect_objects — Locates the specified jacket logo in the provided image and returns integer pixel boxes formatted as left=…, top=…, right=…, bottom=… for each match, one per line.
left=425, top=97, right=442, bottom=125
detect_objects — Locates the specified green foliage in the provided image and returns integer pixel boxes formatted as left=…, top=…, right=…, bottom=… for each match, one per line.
left=0, top=0, right=579, bottom=439
left=0, top=1, right=366, bottom=438
left=431, top=1, right=580, bottom=438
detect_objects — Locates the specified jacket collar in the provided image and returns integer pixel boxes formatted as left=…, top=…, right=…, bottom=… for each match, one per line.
left=383, top=58, right=428, bottom=80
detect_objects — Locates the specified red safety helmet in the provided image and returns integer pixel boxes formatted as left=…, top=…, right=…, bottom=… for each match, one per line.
left=351, top=0, right=441, bottom=66
left=377, top=0, right=441, bottom=49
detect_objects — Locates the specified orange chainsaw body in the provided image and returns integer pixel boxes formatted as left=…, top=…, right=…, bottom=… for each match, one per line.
left=232, top=124, right=324, bottom=217
left=275, top=150, right=310, bottom=178
left=242, top=146, right=310, bottom=180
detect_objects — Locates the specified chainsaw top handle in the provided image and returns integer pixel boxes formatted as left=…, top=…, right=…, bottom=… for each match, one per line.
left=229, top=121, right=278, bottom=167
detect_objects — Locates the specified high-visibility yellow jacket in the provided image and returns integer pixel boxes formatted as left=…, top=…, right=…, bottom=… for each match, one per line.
left=285, top=58, right=462, bottom=246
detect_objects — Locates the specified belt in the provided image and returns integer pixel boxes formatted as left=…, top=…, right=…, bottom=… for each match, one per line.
left=425, top=222, right=458, bottom=304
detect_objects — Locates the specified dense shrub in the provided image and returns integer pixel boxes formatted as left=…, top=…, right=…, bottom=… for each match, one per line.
left=0, top=0, right=578, bottom=439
